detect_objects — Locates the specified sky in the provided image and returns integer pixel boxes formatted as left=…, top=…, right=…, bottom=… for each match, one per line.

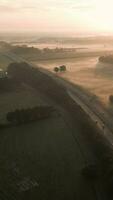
left=0, top=0, right=113, bottom=35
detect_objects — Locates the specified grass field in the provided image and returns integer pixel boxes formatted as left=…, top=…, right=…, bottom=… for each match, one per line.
left=0, top=114, right=97, bottom=200
left=35, top=57, right=113, bottom=105
left=0, top=84, right=48, bottom=123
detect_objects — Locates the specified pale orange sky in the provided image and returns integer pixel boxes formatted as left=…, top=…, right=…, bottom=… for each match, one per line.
left=0, top=0, right=113, bottom=34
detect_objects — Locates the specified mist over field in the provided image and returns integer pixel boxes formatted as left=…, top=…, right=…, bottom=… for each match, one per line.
left=1, top=0, right=113, bottom=199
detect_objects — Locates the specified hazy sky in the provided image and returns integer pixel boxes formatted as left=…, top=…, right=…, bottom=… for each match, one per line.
left=0, top=0, right=113, bottom=34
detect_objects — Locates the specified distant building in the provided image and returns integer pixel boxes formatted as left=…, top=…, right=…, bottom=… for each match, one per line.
left=0, top=69, right=7, bottom=79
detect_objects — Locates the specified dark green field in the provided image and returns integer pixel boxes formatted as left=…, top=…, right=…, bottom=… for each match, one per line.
left=0, top=114, right=96, bottom=200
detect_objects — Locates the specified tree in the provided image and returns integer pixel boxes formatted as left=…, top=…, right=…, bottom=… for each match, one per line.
left=59, top=65, right=66, bottom=72
left=54, top=67, right=59, bottom=73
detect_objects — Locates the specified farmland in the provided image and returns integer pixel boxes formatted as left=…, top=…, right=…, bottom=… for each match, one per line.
left=0, top=101, right=98, bottom=200
left=0, top=87, right=99, bottom=200
left=0, top=61, right=107, bottom=199
left=0, top=84, right=48, bottom=124
left=0, top=46, right=113, bottom=199
left=35, top=56, right=113, bottom=105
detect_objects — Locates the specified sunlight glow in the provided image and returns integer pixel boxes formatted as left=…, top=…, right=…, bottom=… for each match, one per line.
left=0, top=0, right=113, bottom=34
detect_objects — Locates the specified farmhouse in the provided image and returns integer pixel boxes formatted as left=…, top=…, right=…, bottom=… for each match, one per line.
left=0, top=69, right=7, bottom=79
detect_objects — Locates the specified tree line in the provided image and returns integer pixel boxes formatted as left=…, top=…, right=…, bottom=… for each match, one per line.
left=7, top=106, right=54, bottom=125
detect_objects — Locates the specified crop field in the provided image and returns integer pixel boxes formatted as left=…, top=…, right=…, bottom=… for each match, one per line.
left=0, top=112, right=97, bottom=200
left=0, top=84, right=48, bottom=123
left=35, top=56, right=113, bottom=105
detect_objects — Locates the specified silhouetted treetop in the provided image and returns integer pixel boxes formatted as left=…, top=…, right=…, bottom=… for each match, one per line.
left=99, top=55, right=113, bottom=64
